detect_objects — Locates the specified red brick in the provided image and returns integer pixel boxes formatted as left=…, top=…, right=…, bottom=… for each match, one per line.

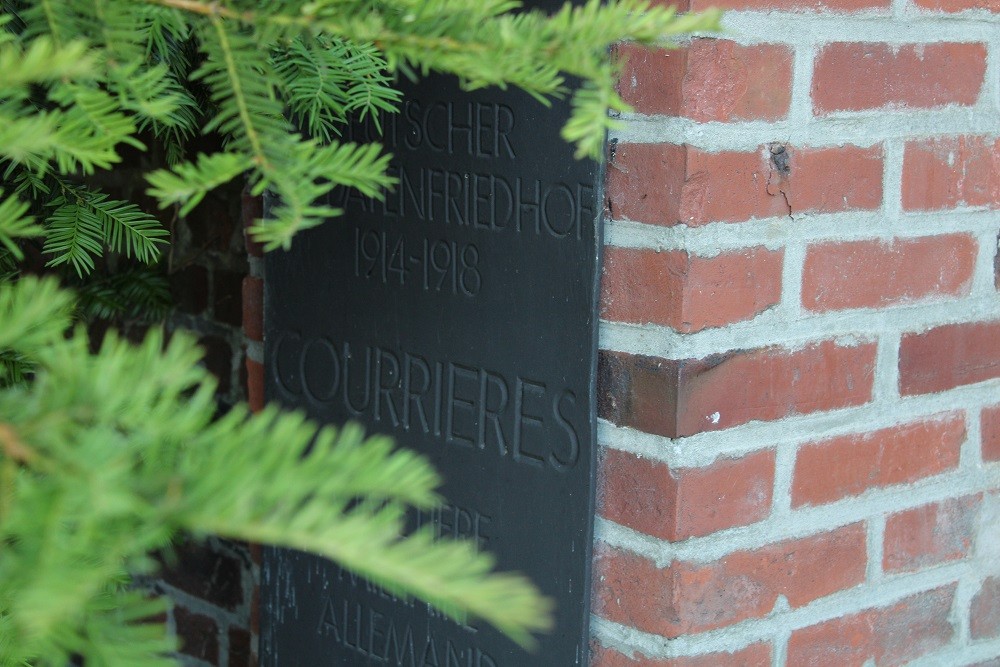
left=914, top=0, right=1000, bottom=10
left=173, top=606, right=220, bottom=664
left=606, top=144, right=881, bottom=227
left=617, top=40, right=792, bottom=121
left=214, top=269, right=244, bottom=327
left=168, top=264, right=209, bottom=315
left=594, top=525, right=866, bottom=637
left=983, top=405, right=1000, bottom=461
left=813, top=43, right=986, bottom=114
left=200, top=335, right=233, bottom=395
left=802, top=234, right=977, bottom=311
left=792, top=414, right=965, bottom=507
left=246, top=358, right=264, bottom=412
left=883, top=494, right=981, bottom=572
left=899, top=320, right=1000, bottom=395
left=229, top=626, right=252, bottom=666
left=157, top=539, right=245, bottom=611
left=902, top=136, right=1000, bottom=211
left=598, top=341, right=876, bottom=438
left=591, top=642, right=772, bottom=666
left=683, top=0, right=889, bottom=9
left=787, top=585, right=957, bottom=666
left=242, top=276, right=264, bottom=341
left=600, top=449, right=775, bottom=540
left=242, top=187, right=264, bottom=258
left=601, top=246, right=783, bottom=332
left=972, top=576, right=1000, bottom=639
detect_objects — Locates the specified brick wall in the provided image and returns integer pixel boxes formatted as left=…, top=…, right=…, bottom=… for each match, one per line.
left=152, top=182, right=259, bottom=667
left=594, top=1, right=1000, bottom=664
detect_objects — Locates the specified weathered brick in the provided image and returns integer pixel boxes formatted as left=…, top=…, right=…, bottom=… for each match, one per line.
left=601, top=246, right=783, bottom=332
left=242, top=276, right=264, bottom=341
left=787, top=586, right=957, bottom=666
left=157, top=538, right=245, bottom=611
left=591, top=642, right=772, bottom=666
left=914, top=0, right=1000, bottom=10
left=883, top=494, right=981, bottom=572
left=246, top=358, right=265, bottom=413
left=600, top=448, right=775, bottom=540
left=616, top=40, right=793, bottom=121
left=792, top=414, right=965, bottom=507
left=899, top=320, right=1000, bottom=395
left=168, top=264, right=209, bottom=315
left=173, top=606, right=220, bottom=664
left=213, top=269, right=244, bottom=327
left=199, top=335, right=233, bottom=395
left=802, top=234, right=977, bottom=311
left=594, top=525, right=866, bottom=637
left=598, top=341, right=876, bottom=438
left=983, top=405, right=1000, bottom=462
left=606, top=144, right=881, bottom=227
left=229, top=626, right=253, bottom=666
left=813, top=43, right=986, bottom=113
left=903, top=136, right=1000, bottom=211
left=242, top=188, right=265, bottom=258
left=667, top=0, right=890, bottom=9
left=972, top=576, right=1000, bottom=639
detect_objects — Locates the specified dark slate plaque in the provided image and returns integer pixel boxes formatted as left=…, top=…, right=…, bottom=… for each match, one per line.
left=261, top=9, right=602, bottom=664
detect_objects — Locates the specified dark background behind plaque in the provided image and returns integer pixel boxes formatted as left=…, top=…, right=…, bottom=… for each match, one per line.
left=262, top=4, right=602, bottom=661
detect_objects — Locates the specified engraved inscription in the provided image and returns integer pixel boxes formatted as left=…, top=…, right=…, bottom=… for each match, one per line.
left=338, top=171, right=594, bottom=241
left=411, top=503, right=492, bottom=552
left=317, top=597, right=498, bottom=667
left=271, top=333, right=582, bottom=471
left=354, top=227, right=482, bottom=296
left=345, top=100, right=516, bottom=159
left=265, top=57, right=599, bottom=664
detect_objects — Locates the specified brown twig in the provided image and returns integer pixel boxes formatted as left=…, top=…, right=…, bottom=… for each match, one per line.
left=0, top=423, right=36, bottom=464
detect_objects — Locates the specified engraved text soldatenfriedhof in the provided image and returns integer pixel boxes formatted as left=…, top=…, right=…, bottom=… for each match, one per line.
left=261, top=12, right=601, bottom=663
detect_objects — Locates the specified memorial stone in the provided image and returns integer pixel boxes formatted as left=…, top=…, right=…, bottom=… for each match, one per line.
left=262, top=4, right=602, bottom=661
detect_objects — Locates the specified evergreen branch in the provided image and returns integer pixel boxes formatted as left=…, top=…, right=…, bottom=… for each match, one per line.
left=178, top=410, right=554, bottom=647
left=86, top=193, right=168, bottom=263
left=205, top=16, right=268, bottom=169
left=74, top=267, right=171, bottom=322
left=146, top=151, right=247, bottom=215
left=143, top=0, right=720, bottom=158
left=0, top=192, right=44, bottom=261
left=41, top=185, right=166, bottom=274
left=0, top=276, right=74, bottom=353
left=42, top=191, right=105, bottom=276
left=0, top=38, right=94, bottom=93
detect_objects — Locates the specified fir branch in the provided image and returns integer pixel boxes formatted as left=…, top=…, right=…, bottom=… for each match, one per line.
left=0, top=191, right=44, bottom=260
left=145, top=151, right=247, bottom=215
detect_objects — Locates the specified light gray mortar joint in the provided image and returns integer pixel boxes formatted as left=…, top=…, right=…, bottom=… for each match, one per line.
left=719, top=11, right=1000, bottom=47
left=883, top=139, right=904, bottom=224
left=597, top=469, right=998, bottom=567
left=599, top=379, right=1000, bottom=469
left=867, top=517, right=886, bottom=583
left=245, top=339, right=264, bottom=363
left=790, top=45, right=815, bottom=127
left=592, top=560, right=977, bottom=660
left=610, top=107, right=999, bottom=152
left=779, top=240, right=806, bottom=320
left=971, top=225, right=1000, bottom=297
left=873, top=332, right=902, bottom=404
left=771, top=442, right=797, bottom=517
left=248, top=255, right=264, bottom=278
left=962, top=409, right=984, bottom=468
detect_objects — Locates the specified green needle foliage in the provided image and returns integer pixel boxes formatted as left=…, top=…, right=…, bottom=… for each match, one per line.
left=0, top=0, right=719, bottom=665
